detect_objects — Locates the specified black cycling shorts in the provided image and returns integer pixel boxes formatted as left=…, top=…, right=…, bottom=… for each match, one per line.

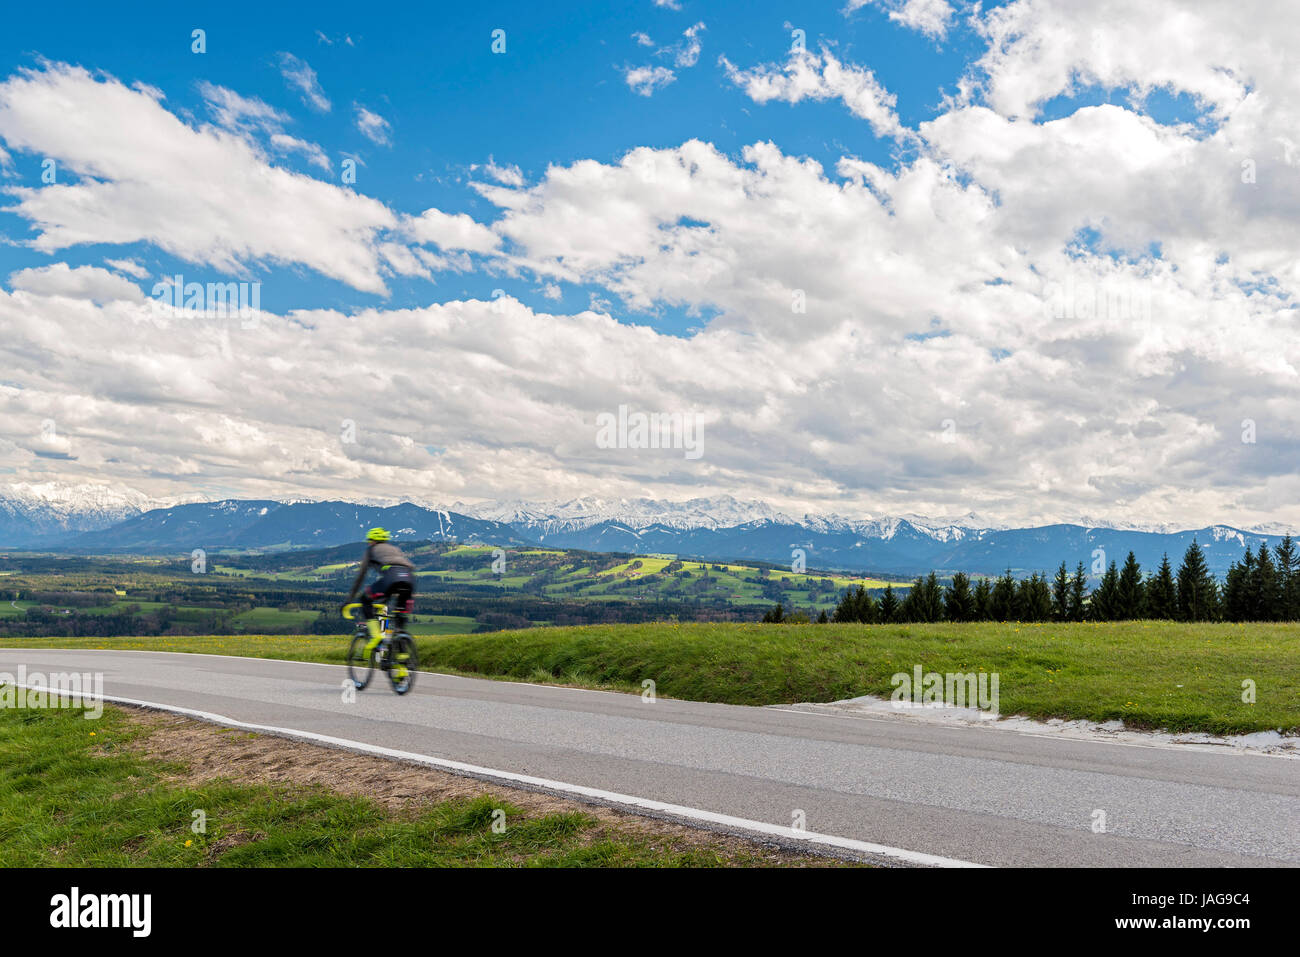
left=362, top=566, right=415, bottom=615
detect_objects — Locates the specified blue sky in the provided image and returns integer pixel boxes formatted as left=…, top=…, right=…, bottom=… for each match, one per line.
left=0, top=0, right=993, bottom=329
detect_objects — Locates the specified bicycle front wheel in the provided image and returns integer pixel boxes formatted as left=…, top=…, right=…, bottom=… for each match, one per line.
left=347, top=631, right=375, bottom=690
left=387, top=633, right=417, bottom=695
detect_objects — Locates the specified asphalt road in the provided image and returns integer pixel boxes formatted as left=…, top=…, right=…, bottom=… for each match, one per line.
left=3, top=648, right=1297, bottom=867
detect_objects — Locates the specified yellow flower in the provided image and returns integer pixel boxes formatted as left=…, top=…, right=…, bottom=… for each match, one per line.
left=185, top=839, right=193, bottom=847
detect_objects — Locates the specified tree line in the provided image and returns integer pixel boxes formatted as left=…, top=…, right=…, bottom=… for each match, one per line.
left=775, top=537, right=1300, bottom=624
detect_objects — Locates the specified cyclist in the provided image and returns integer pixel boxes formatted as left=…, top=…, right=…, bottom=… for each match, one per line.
left=344, top=527, right=416, bottom=657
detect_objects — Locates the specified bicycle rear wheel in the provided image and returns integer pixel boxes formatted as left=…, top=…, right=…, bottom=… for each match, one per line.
left=386, top=632, right=417, bottom=695
left=347, top=630, right=375, bottom=690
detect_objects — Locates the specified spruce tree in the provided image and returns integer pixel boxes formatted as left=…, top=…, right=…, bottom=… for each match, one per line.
left=1051, top=562, right=1070, bottom=621
left=1089, top=561, right=1120, bottom=621
left=878, top=584, right=899, bottom=623
left=944, top=571, right=974, bottom=622
left=990, top=569, right=1017, bottom=621
left=1116, top=551, right=1145, bottom=619
left=1146, top=553, right=1177, bottom=620
left=973, top=578, right=993, bottom=621
left=1276, top=535, right=1300, bottom=621
left=1221, top=552, right=1248, bottom=622
left=1017, top=571, right=1053, bottom=621
left=920, top=571, right=944, bottom=622
left=1252, top=542, right=1281, bottom=621
left=899, top=577, right=925, bottom=623
left=1068, top=562, right=1087, bottom=621
left=1175, top=541, right=1218, bottom=621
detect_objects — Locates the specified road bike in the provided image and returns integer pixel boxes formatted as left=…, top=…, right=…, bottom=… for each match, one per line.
left=341, top=602, right=417, bottom=695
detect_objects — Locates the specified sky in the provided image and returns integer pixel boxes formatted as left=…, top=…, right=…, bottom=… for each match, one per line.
left=0, top=0, right=1296, bottom=529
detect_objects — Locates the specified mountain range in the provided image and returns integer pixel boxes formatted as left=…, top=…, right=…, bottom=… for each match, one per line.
left=0, top=487, right=1290, bottom=578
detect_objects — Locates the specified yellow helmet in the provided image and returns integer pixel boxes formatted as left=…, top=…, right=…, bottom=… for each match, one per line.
left=366, top=527, right=390, bottom=543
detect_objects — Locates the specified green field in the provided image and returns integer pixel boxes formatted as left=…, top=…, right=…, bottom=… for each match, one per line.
left=0, top=704, right=823, bottom=867
left=7, top=620, right=1297, bottom=734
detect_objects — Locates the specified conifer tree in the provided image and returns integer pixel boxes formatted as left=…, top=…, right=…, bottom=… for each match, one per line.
left=1276, top=535, right=1299, bottom=620
left=1051, top=562, right=1070, bottom=621
left=1146, top=553, right=1177, bottom=620
left=1089, top=561, right=1120, bottom=620
left=1251, top=542, right=1281, bottom=621
left=1116, top=551, right=1145, bottom=619
left=878, top=584, right=899, bottom=623
left=1068, top=562, right=1087, bottom=621
left=945, top=571, right=975, bottom=622
left=973, top=578, right=993, bottom=621
left=990, top=569, right=1017, bottom=621
left=1176, top=541, right=1218, bottom=621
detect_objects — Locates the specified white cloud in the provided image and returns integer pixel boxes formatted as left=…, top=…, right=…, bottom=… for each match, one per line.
left=0, top=63, right=397, bottom=293
left=104, top=258, right=149, bottom=279
left=845, top=0, right=956, bottom=39
left=268, top=133, right=331, bottom=172
left=676, top=22, right=705, bottom=68
left=9, top=263, right=144, bottom=303
left=632, top=32, right=655, bottom=48
left=402, top=208, right=501, bottom=254
left=199, top=81, right=285, bottom=130
left=484, top=158, right=525, bottom=187
left=721, top=49, right=904, bottom=139
left=198, top=81, right=331, bottom=172
left=277, top=52, right=331, bottom=112
left=625, top=65, right=676, bottom=97
left=354, top=105, right=392, bottom=146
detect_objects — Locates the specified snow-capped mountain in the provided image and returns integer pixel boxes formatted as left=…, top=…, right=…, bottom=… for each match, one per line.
left=0, top=482, right=180, bottom=545
left=3, top=486, right=1294, bottom=578
left=451, top=495, right=799, bottom=533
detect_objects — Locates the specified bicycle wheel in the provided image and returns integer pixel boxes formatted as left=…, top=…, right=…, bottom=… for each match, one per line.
left=347, top=630, right=375, bottom=690
left=386, top=632, right=417, bottom=695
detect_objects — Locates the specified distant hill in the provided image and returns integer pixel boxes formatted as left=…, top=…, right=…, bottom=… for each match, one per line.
left=56, top=500, right=532, bottom=552
left=4, top=492, right=1289, bottom=578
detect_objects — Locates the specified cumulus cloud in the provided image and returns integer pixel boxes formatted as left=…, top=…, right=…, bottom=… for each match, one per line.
left=0, top=63, right=397, bottom=293
left=721, top=49, right=904, bottom=139
left=402, top=208, right=500, bottom=254
left=625, top=65, right=676, bottom=97
left=8, top=263, right=144, bottom=303
left=845, top=0, right=956, bottom=39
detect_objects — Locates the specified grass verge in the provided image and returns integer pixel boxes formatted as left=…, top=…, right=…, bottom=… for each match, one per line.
left=0, top=702, right=846, bottom=867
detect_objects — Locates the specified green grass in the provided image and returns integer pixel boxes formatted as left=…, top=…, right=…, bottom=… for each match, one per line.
left=0, top=704, right=819, bottom=867
left=5, top=621, right=1297, bottom=735
left=231, top=607, right=322, bottom=630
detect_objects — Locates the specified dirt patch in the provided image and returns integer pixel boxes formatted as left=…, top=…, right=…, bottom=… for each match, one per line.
left=115, top=705, right=853, bottom=866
